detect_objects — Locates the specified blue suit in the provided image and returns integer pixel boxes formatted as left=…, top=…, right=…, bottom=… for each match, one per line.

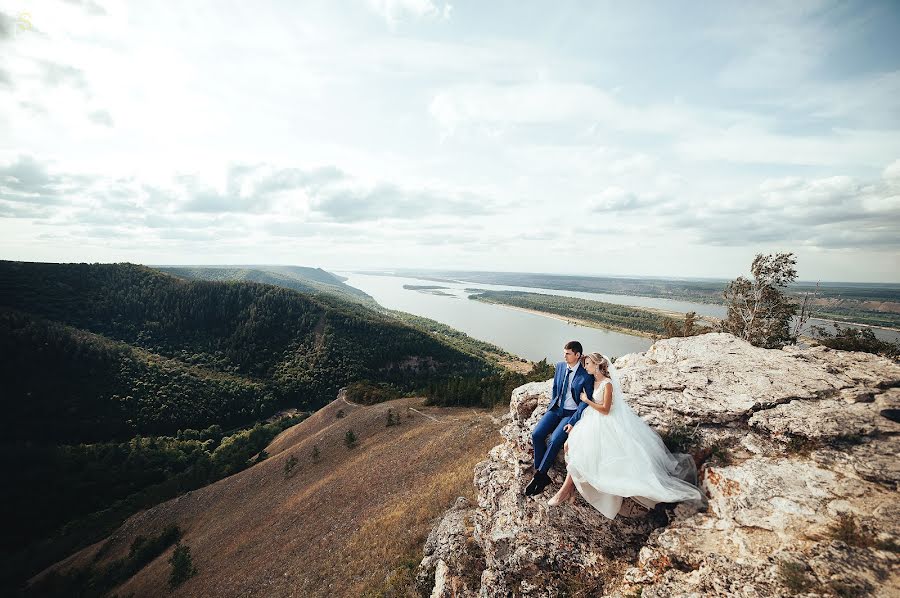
left=532, top=361, right=595, bottom=473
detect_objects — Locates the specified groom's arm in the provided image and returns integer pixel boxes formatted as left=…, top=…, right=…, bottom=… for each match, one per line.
left=566, top=376, right=594, bottom=427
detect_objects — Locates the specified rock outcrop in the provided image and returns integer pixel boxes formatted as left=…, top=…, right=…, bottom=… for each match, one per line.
left=417, top=333, right=900, bottom=597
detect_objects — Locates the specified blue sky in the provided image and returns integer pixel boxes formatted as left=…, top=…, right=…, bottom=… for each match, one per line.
left=1, top=0, right=898, bottom=281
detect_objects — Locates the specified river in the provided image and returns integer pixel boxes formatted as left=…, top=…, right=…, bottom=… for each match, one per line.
left=338, top=272, right=898, bottom=361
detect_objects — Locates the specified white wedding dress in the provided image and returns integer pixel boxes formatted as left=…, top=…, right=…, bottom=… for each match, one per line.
left=564, top=376, right=705, bottom=519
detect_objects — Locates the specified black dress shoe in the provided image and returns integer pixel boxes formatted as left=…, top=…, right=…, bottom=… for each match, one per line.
left=524, top=471, right=550, bottom=496
left=533, top=471, right=551, bottom=494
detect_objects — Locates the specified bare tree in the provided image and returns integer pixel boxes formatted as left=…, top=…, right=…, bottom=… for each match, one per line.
left=720, top=252, right=799, bottom=348
left=791, top=281, right=821, bottom=339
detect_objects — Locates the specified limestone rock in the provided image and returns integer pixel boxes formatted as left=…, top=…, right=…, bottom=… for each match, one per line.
left=417, top=333, right=900, bottom=597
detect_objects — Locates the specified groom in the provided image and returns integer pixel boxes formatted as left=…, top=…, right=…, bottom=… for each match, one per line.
left=524, top=340, right=595, bottom=496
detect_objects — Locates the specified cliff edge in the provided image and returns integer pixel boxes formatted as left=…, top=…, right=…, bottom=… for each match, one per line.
left=417, top=332, right=900, bottom=597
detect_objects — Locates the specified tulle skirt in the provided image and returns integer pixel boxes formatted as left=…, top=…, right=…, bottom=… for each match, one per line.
left=565, top=405, right=704, bottom=519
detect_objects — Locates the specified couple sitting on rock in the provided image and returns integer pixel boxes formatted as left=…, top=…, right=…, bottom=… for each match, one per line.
left=525, top=341, right=704, bottom=518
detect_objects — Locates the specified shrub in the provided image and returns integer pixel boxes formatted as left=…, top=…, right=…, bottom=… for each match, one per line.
left=661, top=311, right=714, bottom=339
left=777, top=559, right=815, bottom=593
left=811, top=322, right=900, bottom=358
left=386, top=409, right=399, bottom=427
left=284, top=454, right=299, bottom=478
left=660, top=423, right=699, bottom=454
left=345, top=381, right=401, bottom=405
left=167, top=543, right=197, bottom=590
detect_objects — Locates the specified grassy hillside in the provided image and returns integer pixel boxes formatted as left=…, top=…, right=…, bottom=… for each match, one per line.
left=27, top=395, right=505, bottom=597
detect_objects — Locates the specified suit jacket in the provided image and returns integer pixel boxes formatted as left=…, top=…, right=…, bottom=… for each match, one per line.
left=548, top=361, right=595, bottom=427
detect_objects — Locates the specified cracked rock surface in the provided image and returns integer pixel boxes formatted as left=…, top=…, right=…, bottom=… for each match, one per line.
left=417, top=333, right=900, bottom=597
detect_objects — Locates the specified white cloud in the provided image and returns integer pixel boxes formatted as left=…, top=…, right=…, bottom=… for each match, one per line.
left=366, top=0, right=452, bottom=28
left=1, top=0, right=899, bottom=281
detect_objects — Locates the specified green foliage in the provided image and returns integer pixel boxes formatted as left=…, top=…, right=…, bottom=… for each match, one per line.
left=385, top=409, right=400, bottom=427
left=0, top=260, right=494, bottom=444
left=345, top=381, right=401, bottom=405
left=312, top=444, right=321, bottom=462
left=344, top=430, right=358, bottom=448
left=381, top=309, right=515, bottom=361
left=2, top=414, right=306, bottom=594
left=811, top=322, right=900, bottom=358
left=167, top=543, right=198, bottom=590
left=336, top=409, right=346, bottom=419
left=527, top=358, right=554, bottom=381
left=25, top=525, right=182, bottom=597
left=720, top=252, right=799, bottom=349
left=470, top=290, right=670, bottom=335
left=425, top=358, right=559, bottom=408
left=660, top=423, right=699, bottom=454
left=284, top=454, right=299, bottom=478
left=661, top=311, right=714, bottom=339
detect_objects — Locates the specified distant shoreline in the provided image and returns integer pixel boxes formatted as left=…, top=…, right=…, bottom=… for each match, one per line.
left=470, top=295, right=899, bottom=340
left=474, top=300, right=659, bottom=339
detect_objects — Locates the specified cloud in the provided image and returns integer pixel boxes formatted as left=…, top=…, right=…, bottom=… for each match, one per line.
left=0, top=11, right=12, bottom=41
left=0, top=155, right=80, bottom=205
left=171, top=173, right=274, bottom=215
left=0, top=199, right=54, bottom=218
left=62, top=0, right=108, bottom=17
left=39, top=60, right=89, bottom=91
left=0, top=156, right=502, bottom=234
left=309, top=183, right=495, bottom=223
left=88, top=109, right=113, bottom=126
left=251, top=165, right=347, bottom=196
left=590, top=187, right=670, bottom=213
left=428, top=80, right=699, bottom=140
left=367, top=0, right=452, bottom=27
left=662, top=162, right=900, bottom=250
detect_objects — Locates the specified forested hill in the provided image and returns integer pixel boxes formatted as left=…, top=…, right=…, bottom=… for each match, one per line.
left=155, top=264, right=372, bottom=304
left=0, top=260, right=495, bottom=444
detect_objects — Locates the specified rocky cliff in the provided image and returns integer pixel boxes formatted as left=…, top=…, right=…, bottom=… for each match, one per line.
left=417, top=332, right=900, bottom=597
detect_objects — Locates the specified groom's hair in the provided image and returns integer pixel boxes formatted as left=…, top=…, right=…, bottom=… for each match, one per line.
left=564, top=340, right=583, bottom=356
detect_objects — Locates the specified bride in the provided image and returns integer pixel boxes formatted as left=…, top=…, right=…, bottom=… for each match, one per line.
left=548, top=352, right=705, bottom=518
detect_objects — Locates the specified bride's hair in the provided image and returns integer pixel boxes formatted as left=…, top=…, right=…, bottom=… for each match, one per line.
left=584, top=352, right=610, bottom=378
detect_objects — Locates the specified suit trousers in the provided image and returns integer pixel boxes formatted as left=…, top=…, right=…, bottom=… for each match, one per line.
left=532, top=405, right=576, bottom=474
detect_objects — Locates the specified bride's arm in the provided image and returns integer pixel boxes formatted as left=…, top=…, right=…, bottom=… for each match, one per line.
left=580, top=384, right=613, bottom=415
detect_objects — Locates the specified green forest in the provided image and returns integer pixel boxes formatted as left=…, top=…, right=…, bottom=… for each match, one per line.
left=425, top=358, right=555, bottom=408
left=0, top=260, right=499, bottom=594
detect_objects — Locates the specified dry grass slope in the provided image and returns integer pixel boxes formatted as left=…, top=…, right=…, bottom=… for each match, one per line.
left=30, top=395, right=505, bottom=597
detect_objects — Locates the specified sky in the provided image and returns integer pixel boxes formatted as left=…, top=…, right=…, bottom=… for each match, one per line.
left=1, top=0, right=899, bottom=282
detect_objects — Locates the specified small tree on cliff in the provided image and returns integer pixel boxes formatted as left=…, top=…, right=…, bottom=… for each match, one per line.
left=720, top=252, right=799, bottom=349
left=662, top=311, right=714, bottom=339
